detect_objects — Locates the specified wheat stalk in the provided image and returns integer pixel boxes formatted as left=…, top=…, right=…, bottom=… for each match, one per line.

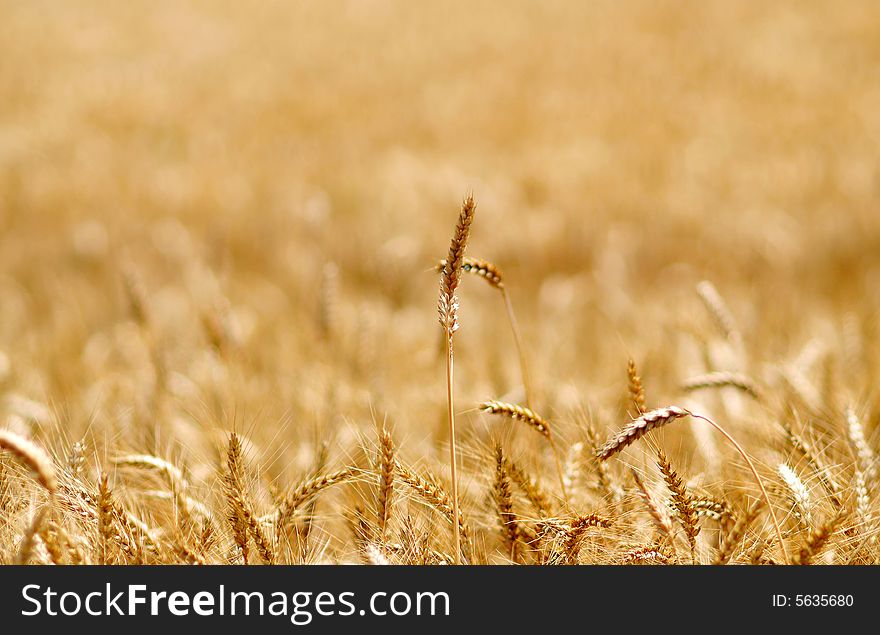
left=598, top=406, right=788, bottom=563
left=438, top=194, right=476, bottom=564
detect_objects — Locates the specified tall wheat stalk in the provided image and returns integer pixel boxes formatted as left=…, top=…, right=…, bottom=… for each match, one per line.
left=438, top=194, right=476, bottom=564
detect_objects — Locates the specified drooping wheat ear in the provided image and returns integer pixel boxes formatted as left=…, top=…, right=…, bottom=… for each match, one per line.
left=437, top=257, right=503, bottom=289
left=794, top=514, right=840, bottom=565
left=656, top=449, right=699, bottom=563
left=481, top=400, right=550, bottom=436
left=395, top=462, right=472, bottom=562
left=274, top=467, right=357, bottom=531
left=114, top=454, right=192, bottom=526
left=782, top=422, right=842, bottom=503
left=0, top=429, right=57, bottom=497
left=599, top=407, right=788, bottom=563
left=508, top=459, right=552, bottom=517
left=713, top=500, right=761, bottom=565
left=696, top=280, right=742, bottom=348
left=113, top=454, right=187, bottom=492
left=140, top=490, right=212, bottom=521
left=681, top=371, right=761, bottom=400
left=846, top=406, right=876, bottom=482
left=492, top=443, right=522, bottom=563
left=563, top=514, right=611, bottom=564
left=630, top=469, right=676, bottom=556
left=595, top=407, right=690, bottom=461
left=481, top=400, right=569, bottom=503
left=376, top=426, right=395, bottom=539
left=223, top=433, right=251, bottom=564
left=778, top=463, right=812, bottom=529
left=627, top=358, right=646, bottom=414
left=438, top=194, right=476, bottom=565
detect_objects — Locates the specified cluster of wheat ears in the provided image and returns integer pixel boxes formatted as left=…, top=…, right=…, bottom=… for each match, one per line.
left=0, top=195, right=876, bottom=566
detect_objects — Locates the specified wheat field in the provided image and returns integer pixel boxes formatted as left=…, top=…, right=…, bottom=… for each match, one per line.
left=1, top=1, right=879, bottom=565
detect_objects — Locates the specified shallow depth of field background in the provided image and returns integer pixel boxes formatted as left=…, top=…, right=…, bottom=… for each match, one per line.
left=1, top=1, right=879, bottom=562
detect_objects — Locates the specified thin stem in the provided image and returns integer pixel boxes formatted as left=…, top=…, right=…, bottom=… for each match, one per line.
left=548, top=434, right=570, bottom=505
left=501, top=287, right=533, bottom=409
left=445, top=332, right=461, bottom=565
left=687, top=412, right=788, bottom=565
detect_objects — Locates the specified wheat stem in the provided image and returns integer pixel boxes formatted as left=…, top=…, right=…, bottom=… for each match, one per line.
left=687, top=412, right=788, bottom=564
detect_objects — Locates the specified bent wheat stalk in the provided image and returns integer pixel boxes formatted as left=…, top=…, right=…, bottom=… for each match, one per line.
left=596, top=406, right=788, bottom=564
left=436, top=257, right=534, bottom=409
left=438, top=194, right=476, bottom=565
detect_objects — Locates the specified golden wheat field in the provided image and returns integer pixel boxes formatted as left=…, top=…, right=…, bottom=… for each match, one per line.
left=1, top=1, right=879, bottom=566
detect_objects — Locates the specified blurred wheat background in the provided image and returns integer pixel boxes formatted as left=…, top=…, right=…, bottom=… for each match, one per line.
left=1, top=1, right=879, bottom=564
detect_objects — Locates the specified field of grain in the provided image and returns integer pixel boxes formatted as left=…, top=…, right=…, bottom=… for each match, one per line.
left=1, top=1, right=879, bottom=565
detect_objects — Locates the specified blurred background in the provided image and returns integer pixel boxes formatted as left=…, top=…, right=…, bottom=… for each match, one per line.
left=0, top=1, right=879, bottom=472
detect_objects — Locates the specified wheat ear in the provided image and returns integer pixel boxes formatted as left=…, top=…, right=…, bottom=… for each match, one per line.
left=681, top=371, right=761, bottom=400
left=696, top=280, right=742, bottom=348
left=0, top=429, right=57, bottom=497
left=656, top=449, right=699, bottom=563
left=395, top=462, right=472, bottom=562
left=438, top=194, right=476, bottom=564
left=597, top=407, right=788, bottom=564
left=376, top=426, right=395, bottom=539
left=492, top=443, right=522, bottom=563
left=480, top=400, right=569, bottom=504
left=627, top=358, right=646, bottom=414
